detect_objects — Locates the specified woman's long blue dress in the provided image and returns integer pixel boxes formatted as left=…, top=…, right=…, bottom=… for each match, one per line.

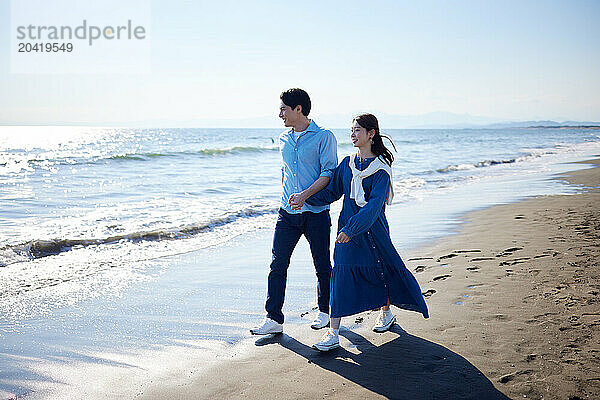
left=307, top=155, right=429, bottom=319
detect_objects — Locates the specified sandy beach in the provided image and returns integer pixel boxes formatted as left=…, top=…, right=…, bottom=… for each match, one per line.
left=137, top=158, right=600, bottom=400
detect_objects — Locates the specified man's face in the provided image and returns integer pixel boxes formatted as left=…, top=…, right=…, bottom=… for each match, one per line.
left=279, top=101, right=299, bottom=127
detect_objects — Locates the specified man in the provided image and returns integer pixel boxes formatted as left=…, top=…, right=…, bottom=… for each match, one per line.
left=250, top=88, right=338, bottom=335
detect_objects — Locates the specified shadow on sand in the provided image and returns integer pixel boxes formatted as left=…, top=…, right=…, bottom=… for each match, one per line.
left=255, top=326, right=509, bottom=400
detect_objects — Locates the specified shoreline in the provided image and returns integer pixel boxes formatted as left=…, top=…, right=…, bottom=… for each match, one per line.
left=139, top=157, right=600, bottom=400
left=2, top=156, right=599, bottom=400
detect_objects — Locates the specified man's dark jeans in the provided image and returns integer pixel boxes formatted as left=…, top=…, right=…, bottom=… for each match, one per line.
left=265, top=208, right=332, bottom=324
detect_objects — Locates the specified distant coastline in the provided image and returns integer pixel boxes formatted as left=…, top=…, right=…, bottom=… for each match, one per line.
left=526, top=125, right=600, bottom=129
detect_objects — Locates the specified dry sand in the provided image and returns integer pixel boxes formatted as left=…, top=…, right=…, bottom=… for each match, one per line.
left=141, top=158, right=600, bottom=400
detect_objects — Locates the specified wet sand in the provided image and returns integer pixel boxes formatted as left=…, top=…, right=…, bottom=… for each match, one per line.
left=140, top=158, right=600, bottom=400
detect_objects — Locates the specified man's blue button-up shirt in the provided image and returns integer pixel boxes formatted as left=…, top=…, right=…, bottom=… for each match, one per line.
left=279, top=120, right=338, bottom=214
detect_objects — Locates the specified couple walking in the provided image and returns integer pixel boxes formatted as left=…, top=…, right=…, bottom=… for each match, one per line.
left=250, top=88, right=429, bottom=351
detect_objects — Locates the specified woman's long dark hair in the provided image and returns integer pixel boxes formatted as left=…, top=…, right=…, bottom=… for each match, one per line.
left=353, top=113, right=397, bottom=166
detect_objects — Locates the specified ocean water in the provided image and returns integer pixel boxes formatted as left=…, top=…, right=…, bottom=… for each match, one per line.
left=1, top=126, right=600, bottom=312
left=1, top=125, right=600, bottom=397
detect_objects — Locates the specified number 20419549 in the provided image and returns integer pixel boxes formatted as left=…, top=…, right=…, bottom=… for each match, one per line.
left=18, top=42, right=73, bottom=52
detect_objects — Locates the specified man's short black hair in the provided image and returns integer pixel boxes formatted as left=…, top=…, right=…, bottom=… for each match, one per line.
left=280, top=88, right=311, bottom=116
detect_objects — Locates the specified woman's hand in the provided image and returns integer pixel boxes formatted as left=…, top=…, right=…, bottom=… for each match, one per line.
left=335, top=232, right=350, bottom=243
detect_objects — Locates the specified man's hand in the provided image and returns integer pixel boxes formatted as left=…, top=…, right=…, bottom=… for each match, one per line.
left=336, top=232, right=350, bottom=243
left=289, top=192, right=307, bottom=210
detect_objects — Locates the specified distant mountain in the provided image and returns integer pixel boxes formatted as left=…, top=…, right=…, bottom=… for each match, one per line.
left=480, top=120, right=600, bottom=129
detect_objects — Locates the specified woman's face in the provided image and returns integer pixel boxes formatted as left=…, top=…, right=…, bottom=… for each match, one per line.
left=351, top=120, right=373, bottom=148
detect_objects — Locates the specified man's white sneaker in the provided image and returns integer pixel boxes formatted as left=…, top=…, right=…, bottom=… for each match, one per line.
left=372, top=310, right=396, bottom=333
left=250, top=318, right=283, bottom=335
left=312, top=328, right=339, bottom=352
left=310, top=312, right=330, bottom=330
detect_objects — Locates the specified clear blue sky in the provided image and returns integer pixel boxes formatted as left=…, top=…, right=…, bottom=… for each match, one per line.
left=1, top=0, right=599, bottom=127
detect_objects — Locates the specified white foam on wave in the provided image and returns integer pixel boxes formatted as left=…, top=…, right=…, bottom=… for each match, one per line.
left=434, top=139, right=600, bottom=176
left=0, top=211, right=278, bottom=320
left=393, top=177, right=428, bottom=200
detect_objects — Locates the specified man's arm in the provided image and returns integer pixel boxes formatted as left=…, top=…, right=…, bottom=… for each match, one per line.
left=288, top=176, right=330, bottom=210
left=289, top=130, right=337, bottom=210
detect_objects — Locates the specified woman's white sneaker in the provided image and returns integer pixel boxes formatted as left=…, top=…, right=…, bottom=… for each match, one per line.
left=310, top=312, right=330, bottom=330
left=250, top=318, right=283, bottom=335
left=312, top=328, right=340, bottom=351
left=372, top=310, right=396, bottom=333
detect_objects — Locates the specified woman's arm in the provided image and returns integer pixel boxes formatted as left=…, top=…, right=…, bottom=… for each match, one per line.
left=339, top=170, right=390, bottom=238
left=305, top=157, right=346, bottom=206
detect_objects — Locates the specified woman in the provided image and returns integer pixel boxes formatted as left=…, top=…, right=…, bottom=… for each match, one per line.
left=299, top=113, right=429, bottom=351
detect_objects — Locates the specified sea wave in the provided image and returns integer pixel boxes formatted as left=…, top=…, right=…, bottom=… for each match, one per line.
left=0, top=205, right=279, bottom=267
left=393, top=177, right=427, bottom=193
left=196, top=145, right=279, bottom=156
left=433, top=149, right=557, bottom=174
left=107, top=146, right=280, bottom=160
left=434, top=140, right=600, bottom=174
left=436, top=158, right=519, bottom=173
left=108, top=153, right=173, bottom=161
left=0, top=145, right=280, bottom=174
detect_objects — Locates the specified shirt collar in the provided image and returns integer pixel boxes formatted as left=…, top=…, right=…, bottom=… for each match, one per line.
left=288, top=120, right=319, bottom=136
left=305, top=120, right=318, bottom=132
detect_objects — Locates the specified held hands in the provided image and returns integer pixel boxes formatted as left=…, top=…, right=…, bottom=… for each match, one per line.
left=289, top=192, right=308, bottom=210
left=336, top=232, right=350, bottom=243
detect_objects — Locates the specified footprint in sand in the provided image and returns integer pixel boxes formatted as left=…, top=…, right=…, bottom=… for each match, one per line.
left=526, top=354, right=537, bottom=362
left=488, top=314, right=510, bottom=321
left=408, top=257, right=434, bottom=261
left=455, top=249, right=482, bottom=253
left=422, top=289, right=436, bottom=297
left=496, top=247, right=524, bottom=257
left=437, top=254, right=458, bottom=262
left=533, top=254, right=550, bottom=259
left=414, top=265, right=427, bottom=273
left=433, top=274, right=451, bottom=281
left=514, top=215, right=526, bottom=219
left=534, top=312, right=558, bottom=318
left=498, top=369, right=533, bottom=384
left=499, top=257, right=530, bottom=266
left=469, top=257, right=494, bottom=262
left=559, top=326, right=572, bottom=331
left=467, top=284, right=483, bottom=289
left=466, top=267, right=480, bottom=271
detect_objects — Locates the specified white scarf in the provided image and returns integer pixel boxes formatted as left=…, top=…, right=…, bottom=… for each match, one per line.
left=348, top=153, right=394, bottom=207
